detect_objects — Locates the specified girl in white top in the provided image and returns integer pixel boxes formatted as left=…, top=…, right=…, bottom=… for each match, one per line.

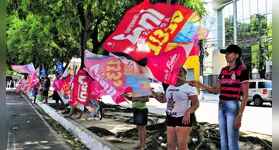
left=152, top=67, right=200, bottom=150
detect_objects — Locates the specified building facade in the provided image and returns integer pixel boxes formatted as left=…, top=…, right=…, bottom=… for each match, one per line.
left=201, top=0, right=272, bottom=85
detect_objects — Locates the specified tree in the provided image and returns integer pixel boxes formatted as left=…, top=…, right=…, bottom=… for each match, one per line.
left=6, top=0, right=208, bottom=74
left=224, top=14, right=272, bottom=78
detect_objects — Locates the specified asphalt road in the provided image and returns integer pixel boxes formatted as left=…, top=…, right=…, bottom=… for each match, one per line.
left=107, top=95, right=272, bottom=135
left=6, top=92, right=71, bottom=150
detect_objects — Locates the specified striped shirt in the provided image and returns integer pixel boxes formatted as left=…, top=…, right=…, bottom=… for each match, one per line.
left=217, top=65, right=249, bottom=101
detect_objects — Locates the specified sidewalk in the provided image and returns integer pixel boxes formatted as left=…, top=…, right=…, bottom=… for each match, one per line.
left=19, top=90, right=271, bottom=150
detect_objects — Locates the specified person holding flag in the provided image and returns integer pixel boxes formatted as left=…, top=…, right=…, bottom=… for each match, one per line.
left=52, top=72, right=66, bottom=111
left=32, top=82, right=40, bottom=104
left=152, top=67, right=200, bottom=150
left=188, top=44, right=249, bottom=150
left=123, top=92, right=149, bottom=150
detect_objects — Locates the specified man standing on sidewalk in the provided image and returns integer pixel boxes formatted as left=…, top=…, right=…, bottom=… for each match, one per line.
left=42, top=75, right=50, bottom=104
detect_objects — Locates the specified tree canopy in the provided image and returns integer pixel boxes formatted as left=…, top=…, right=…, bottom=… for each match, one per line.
left=224, top=14, right=272, bottom=77
left=6, top=0, right=208, bottom=74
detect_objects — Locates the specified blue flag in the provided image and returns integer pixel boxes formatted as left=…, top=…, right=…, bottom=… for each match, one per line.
left=57, top=61, right=63, bottom=72
left=41, top=67, right=46, bottom=78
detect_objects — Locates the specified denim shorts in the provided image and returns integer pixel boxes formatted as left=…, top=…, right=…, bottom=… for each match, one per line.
left=133, top=108, right=148, bottom=126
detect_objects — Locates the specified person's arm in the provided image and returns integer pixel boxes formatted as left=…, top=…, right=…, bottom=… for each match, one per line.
left=186, top=95, right=199, bottom=113
left=234, top=68, right=249, bottom=129
left=132, top=96, right=149, bottom=102
left=122, top=93, right=134, bottom=102
left=151, top=90, right=166, bottom=103
left=187, top=72, right=222, bottom=94
left=182, top=86, right=200, bottom=125
left=239, top=83, right=249, bottom=115
left=198, top=81, right=221, bottom=94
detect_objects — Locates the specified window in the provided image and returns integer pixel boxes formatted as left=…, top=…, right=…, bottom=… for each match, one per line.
left=258, top=81, right=272, bottom=88
left=249, top=82, right=256, bottom=88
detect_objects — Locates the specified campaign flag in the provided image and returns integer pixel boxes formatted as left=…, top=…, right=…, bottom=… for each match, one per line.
left=110, top=42, right=194, bottom=85
left=57, top=75, right=72, bottom=104
left=84, top=79, right=107, bottom=116
left=103, top=0, right=214, bottom=61
left=14, top=79, right=24, bottom=93
left=84, top=50, right=151, bottom=104
left=68, top=69, right=91, bottom=111
left=11, top=63, right=36, bottom=74
left=23, top=75, right=32, bottom=93
left=40, top=67, right=46, bottom=78
left=35, top=67, right=40, bottom=76
left=30, top=73, right=39, bottom=87
left=57, top=61, right=63, bottom=72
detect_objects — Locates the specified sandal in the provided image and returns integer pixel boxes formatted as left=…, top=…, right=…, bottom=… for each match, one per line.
left=139, top=146, right=147, bottom=150
left=133, top=145, right=141, bottom=150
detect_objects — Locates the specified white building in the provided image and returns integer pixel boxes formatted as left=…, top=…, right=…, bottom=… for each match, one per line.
left=201, top=0, right=272, bottom=78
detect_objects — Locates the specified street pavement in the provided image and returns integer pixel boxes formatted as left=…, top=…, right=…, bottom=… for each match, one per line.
left=101, top=93, right=272, bottom=135
left=6, top=91, right=71, bottom=150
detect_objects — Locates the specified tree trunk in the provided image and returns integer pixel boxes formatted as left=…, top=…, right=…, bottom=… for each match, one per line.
left=77, top=2, right=92, bottom=68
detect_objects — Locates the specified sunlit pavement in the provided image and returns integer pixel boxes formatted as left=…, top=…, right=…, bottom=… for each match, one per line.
left=6, top=92, right=71, bottom=150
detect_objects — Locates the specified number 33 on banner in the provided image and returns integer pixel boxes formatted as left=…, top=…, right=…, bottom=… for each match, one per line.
left=106, top=60, right=123, bottom=87
left=147, top=10, right=184, bottom=55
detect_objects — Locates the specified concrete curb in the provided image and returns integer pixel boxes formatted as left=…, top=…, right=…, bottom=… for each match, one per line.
left=23, top=93, right=120, bottom=150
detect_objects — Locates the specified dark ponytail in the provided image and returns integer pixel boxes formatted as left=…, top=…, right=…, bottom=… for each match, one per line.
left=236, top=57, right=245, bottom=68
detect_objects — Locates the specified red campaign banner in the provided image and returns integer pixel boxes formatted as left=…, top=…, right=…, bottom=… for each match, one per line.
left=102, top=0, right=207, bottom=61
left=68, top=69, right=91, bottom=109
left=111, top=42, right=194, bottom=85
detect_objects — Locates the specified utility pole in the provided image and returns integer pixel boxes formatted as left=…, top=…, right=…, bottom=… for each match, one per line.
left=198, top=40, right=204, bottom=76
left=198, top=40, right=204, bottom=100
left=233, top=0, right=237, bottom=44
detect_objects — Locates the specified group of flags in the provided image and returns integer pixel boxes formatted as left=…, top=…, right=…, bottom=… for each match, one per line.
left=11, top=0, right=215, bottom=117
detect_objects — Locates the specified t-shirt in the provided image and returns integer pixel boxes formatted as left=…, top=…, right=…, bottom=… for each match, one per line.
left=218, top=65, right=249, bottom=101
left=165, top=83, right=197, bottom=117
left=43, top=78, right=50, bottom=91
left=132, top=101, right=147, bottom=110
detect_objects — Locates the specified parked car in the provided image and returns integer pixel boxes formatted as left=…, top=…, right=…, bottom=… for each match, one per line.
left=248, top=79, right=272, bottom=106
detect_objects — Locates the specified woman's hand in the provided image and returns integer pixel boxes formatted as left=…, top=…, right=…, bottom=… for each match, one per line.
left=182, top=110, right=191, bottom=125
left=188, top=80, right=201, bottom=87
left=234, top=114, right=242, bottom=129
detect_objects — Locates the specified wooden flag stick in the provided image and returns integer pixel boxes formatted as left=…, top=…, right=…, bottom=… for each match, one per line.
left=177, top=76, right=206, bottom=90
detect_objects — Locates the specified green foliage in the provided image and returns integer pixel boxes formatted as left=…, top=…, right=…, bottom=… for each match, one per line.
left=6, top=0, right=208, bottom=74
left=224, top=14, right=272, bottom=70
left=182, top=0, right=208, bottom=17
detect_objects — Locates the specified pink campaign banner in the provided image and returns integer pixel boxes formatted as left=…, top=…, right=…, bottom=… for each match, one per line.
left=14, top=79, right=24, bottom=93
left=57, top=75, right=72, bottom=104
left=11, top=63, right=36, bottom=74
left=84, top=50, right=151, bottom=104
